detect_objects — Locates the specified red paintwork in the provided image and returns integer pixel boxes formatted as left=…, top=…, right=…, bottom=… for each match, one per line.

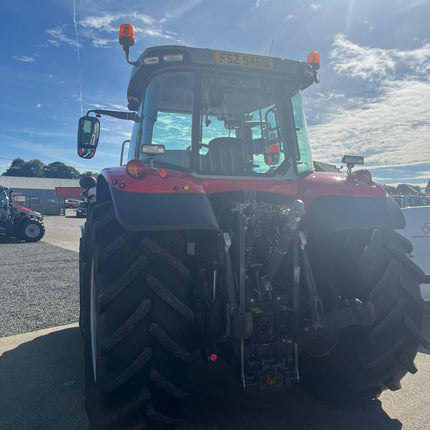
left=13, top=204, right=41, bottom=217
left=13, top=204, right=34, bottom=214
left=296, top=172, right=386, bottom=207
left=101, top=166, right=386, bottom=207
left=55, top=187, right=85, bottom=198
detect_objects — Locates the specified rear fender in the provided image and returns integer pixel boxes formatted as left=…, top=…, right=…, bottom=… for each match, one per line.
left=96, top=175, right=220, bottom=232
left=304, top=196, right=405, bottom=235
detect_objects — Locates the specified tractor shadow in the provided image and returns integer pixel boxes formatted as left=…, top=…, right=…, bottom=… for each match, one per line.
left=3, top=324, right=430, bottom=430
left=182, top=360, right=402, bottom=430
left=0, top=326, right=89, bottom=430
left=0, top=234, right=26, bottom=244
left=419, top=315, right=430, bottom=355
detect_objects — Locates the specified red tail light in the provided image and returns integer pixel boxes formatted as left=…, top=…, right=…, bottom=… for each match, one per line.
left=158, top=168, right=168, bottom=179
left=126, top=159, right=146, bottom=179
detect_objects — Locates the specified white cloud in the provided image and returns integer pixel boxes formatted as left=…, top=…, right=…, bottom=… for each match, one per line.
left=78, top=12, right=179, bottom=47
left=162, top=0, right=204, bottom=20
left=35, top=104, right=42, bottom=109
left=307, top=35, right=430, bottom=183
left=310, top=3, right=321, bottom=11
left=329, top=34, right=430, bottom=81
left=254, top=0, right=271, bottom=9
left=91, top=38, right=111, bottom=48
left=79, top=14, right=118, bottom=32
left=285, top=14, right=298, bottom=21
left=12, top=55, right=36, bottom=63
left=46, top=27, right=80, bottom=48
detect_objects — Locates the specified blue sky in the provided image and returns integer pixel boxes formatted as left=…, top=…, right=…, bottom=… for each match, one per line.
left=1, top=0, right=429, bottom=185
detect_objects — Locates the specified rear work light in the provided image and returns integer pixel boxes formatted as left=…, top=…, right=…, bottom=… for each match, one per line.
left=126, top=159, right=147, bottom=179
left=143, top=56, right=160, bottom=64
left=163, top=54, right=183, bottom=62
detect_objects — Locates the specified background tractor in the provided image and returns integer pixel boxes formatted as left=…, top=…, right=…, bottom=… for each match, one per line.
left=77, top=24, right=428, bottom=430
left=0, top=186, right=45, bottom=242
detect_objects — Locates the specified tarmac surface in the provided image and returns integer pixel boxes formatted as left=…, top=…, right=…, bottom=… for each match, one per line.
left=0, top=212, right=429, bottom=430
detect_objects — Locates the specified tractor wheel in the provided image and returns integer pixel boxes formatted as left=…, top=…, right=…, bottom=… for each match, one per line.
left=18, top=218, right=45, bottom=242
left=301, top=228, right=428, bottom=401
left=82, top=200, right=195, bottom=430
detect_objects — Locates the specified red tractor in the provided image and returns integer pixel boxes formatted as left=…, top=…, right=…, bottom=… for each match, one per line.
left=0, top=186, right=45, bottom=242
left=77, top=25, right=428, bottom=430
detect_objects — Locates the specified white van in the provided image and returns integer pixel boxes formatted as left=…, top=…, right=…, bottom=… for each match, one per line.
left=399, top=206, right=430, bottom=302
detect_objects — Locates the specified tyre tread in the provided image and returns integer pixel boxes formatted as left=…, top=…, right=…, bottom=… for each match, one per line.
left=149, top=369, right=190, bottom=399
left=101, top=299, right=152, bottom=355
left=147, top=275, right=195, bottom=323
left=142, top=237, right=191, bottom=280
left=101, top=347, right=152, bottom=395
left=98, top=254, right=148, bottom=311
left=149, top=323, right=193, bottom=363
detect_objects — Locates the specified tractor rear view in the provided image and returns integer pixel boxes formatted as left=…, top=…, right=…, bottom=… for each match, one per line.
left=77, top=25, right=428, bottom=430
left=0, top=186, right=45, bottom=242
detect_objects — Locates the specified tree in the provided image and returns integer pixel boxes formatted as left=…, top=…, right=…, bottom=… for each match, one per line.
left=80, top=171, right=99, bottom=179
left=44, top=162, right=81, bottom=179
left=21, top=159, right=46, bottom=177
left=2, top=158, right=90, bottom=179
left=2, top=158, right=26, bottom=176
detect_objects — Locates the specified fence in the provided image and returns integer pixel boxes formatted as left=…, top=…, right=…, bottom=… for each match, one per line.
left=390, top=195, right=430, bottom=208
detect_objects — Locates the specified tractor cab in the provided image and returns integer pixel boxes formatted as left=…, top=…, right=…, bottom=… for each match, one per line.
left=126, top=45, right=318, bottom=180
left=78, top=32, right=320, bottom=182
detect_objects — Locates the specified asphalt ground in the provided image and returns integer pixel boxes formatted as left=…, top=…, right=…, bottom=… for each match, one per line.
left=0, top=213, right=429, bottom=429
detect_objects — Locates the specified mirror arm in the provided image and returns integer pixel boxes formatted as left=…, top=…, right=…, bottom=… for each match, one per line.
left=86, top=109, right=142, bottom=122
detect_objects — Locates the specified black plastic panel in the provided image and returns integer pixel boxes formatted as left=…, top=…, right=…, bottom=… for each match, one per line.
left=304, top=196, right=405, bottom=234
left=110, top=188, right=220, bottom=232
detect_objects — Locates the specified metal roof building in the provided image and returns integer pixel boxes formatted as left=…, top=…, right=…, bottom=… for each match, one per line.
left=0, top=176, right=80, bottom=189
left=0, top=176, right=82, bottom=215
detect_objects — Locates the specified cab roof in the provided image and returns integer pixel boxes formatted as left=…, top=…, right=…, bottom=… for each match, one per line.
left=127, top=45, right=316, bottom=111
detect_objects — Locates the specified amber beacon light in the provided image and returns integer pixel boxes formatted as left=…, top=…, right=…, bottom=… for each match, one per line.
left=307, top=51, right=320, bottom=70
left=119, top=24, right=135, bottom=48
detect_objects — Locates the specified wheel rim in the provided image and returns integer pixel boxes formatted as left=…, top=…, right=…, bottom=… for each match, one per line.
left=25, top=223, right=40, bottom=239
left=90, top=259, right=97, bottom=383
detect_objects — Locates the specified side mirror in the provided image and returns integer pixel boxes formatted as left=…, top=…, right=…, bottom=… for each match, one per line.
left=77, top=116, right=100, bottom=159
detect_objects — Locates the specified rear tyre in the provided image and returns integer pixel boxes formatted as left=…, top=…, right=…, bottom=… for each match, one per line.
left=302, top=228, right=428, bottom=401
left=82, top=200, right=195, bottom=430
left=18, top=218, right=45, bottom=242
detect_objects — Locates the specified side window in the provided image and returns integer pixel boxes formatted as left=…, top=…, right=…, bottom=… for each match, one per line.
left=253, top=106, right=285, bottom=174
left=138, top=71, right=194, bottom=170
left=127, top=104, right=143, bottom=162
left=152, top=111, right=192, bottom=149
left=291, top=92, right=313, bottom=174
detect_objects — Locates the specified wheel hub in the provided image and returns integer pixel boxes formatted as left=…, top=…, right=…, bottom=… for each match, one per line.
left=25, top=223, right=40, bottom=238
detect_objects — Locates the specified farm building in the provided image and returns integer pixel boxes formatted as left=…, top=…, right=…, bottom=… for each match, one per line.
left=0, top=176, right=83, bottom=215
